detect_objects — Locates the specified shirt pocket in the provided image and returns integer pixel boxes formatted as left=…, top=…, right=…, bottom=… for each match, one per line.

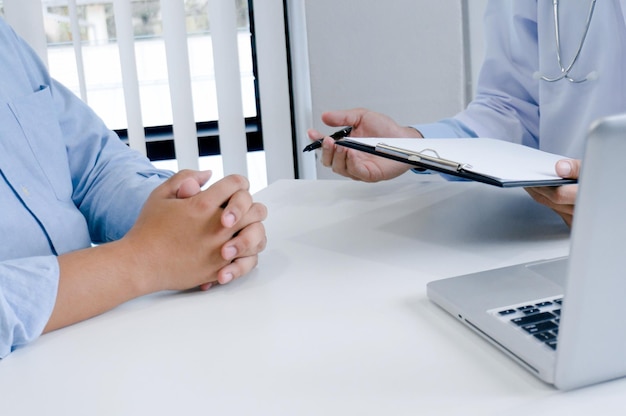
left=4, top=85, right=73, bottom=202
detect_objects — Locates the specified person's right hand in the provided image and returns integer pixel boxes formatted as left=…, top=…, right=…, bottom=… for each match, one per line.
left=525, top=159, right=580, bottom=228
left=307, top=108, right=423, bottom=182
left=123, top=170, right=268, bottom=293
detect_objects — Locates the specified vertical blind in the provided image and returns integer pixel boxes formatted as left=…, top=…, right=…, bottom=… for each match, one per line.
left=112, top=0, right=146, bottom=156
left=3, top=0, right=295, bottom=184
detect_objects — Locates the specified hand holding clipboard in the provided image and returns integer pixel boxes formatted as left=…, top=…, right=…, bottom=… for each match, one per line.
left=335, top=137, right=577, bottom=188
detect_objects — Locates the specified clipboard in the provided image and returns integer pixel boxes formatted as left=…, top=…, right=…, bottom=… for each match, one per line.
left=336, top=137, right=578, bottom=188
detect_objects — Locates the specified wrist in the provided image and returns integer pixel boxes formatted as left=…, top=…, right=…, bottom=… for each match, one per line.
left=108, top=238, right=161, bottom=297
left=47, top=239, right=158, bottom=332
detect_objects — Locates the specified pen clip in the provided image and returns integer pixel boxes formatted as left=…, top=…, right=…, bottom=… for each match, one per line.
left=374, top=143, right=472, bottom=172
left=302, top=126, right=353, bottom=152
left=329, top=126, right=353, bottom=140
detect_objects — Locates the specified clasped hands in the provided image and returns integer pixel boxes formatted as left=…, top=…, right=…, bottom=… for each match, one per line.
left=124, top=170, right=268, bottom=293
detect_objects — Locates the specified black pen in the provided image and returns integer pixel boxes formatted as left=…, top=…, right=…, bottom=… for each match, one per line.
left=302, top=126, right=353, bottom=152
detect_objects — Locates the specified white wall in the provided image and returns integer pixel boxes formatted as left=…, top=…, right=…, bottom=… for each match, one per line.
left=467, top=0, right=488, bottom=96
left=290, top=0, right=488, bottom=180
left=3, top=0, right=47, bottom=64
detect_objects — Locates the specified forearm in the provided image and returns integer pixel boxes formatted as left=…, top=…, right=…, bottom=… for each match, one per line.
left=44, top=240, right=154, bottom=333
left=44, top=172, right=268, bottom=335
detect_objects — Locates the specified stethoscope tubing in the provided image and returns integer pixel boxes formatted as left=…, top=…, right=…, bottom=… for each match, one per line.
left=537, top=0, right=597, bottom=83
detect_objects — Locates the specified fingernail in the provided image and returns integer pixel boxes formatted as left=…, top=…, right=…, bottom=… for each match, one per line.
left=556, top=160, right=572, bottom=177
left=220, top=273, right=234, bottom=284
left=224, top=245, right=237, bottom=260
left=224, top=212, right=236, bottom=227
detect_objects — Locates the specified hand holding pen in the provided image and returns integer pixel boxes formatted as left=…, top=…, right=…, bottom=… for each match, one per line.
left=302, top=127, right=353, bottom=152
left=306, top=108, right=424, bottom=182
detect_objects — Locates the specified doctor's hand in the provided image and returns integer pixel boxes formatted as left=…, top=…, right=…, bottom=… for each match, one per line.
left=525, top=159, right=581, bottom=228
left=307, top=108, right=422, bottom=182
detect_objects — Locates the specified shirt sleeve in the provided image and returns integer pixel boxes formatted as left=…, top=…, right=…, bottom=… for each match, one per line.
left=0, top=19, right=173, bottom=356
left=7, top=17, right=174, bottom=243
left=0, top=256, right=59, bottom=358
left=49, top=78, right=173, bottom=243
left=412, top=118, right=479, bottom=139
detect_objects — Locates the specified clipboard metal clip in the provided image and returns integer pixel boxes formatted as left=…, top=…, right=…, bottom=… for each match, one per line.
left=375, top=143, right=473, bottom=172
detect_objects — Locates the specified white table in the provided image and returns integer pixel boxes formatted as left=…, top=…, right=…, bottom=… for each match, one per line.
left=2, top=178, right=624, bottom=415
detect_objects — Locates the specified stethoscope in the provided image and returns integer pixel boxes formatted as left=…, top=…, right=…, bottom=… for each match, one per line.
left=534, top=0, right=598, bottom=83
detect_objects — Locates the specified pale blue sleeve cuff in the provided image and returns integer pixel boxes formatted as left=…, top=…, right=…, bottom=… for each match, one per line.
left=0, top=256, right=59, bottom=358
left=411, top=118, right=479, bottom=139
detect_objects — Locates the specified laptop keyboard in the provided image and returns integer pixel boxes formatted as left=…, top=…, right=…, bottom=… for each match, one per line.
left=492, top=297, right=563, bottom=351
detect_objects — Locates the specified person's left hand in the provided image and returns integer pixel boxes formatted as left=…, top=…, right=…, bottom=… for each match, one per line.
left=525, top=159, right=581, bottom=228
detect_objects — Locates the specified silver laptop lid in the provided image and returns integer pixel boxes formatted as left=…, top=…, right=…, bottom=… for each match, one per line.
left=555, top=113, right=626, bottom=390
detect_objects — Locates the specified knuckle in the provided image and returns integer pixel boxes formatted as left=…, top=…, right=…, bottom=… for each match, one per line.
left=252, top=202, right=268, bottom=219
left=237, top=231, right=253, bottom=248
left=234, top=254, right=259, bottom=274
left=194, top=194, right=214, bottom=211
left=247, top=255, right=260, bottom=270
left=238, top=224, right=267, bottom=254
left=228, top=174, right=250, bottom=189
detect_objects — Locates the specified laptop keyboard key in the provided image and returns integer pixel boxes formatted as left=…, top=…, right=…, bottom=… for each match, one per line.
left=523, top=321, right=558, bottom=334
left=534, top=331, right=557, bottom=342
left=498, top=309, right=516, bottom=316
left=511, top=311, right=556, bottom=326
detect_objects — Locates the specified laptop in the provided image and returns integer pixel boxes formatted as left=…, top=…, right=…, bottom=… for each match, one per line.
left=426, top=113, right=626, bottom=391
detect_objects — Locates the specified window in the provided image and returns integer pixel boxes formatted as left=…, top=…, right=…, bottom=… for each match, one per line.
left=42, top=0, right=266, bottom=191
left=44, top=1, right=256, bottom=130
left=2, top=0, right=296, bottom=191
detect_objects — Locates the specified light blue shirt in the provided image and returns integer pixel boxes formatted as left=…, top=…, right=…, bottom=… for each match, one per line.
left=0, top=19, right=173, bottom=357
left=416, top=0, right=626, bottom=159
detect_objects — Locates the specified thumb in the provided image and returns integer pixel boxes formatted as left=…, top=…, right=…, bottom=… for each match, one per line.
left=153, top=170, right=213, bottom=199
left=555, top=159, right=581, bottom=179
left=176, top=177, right=202, bottom=199
left=321, top=108, right=368, bottom=129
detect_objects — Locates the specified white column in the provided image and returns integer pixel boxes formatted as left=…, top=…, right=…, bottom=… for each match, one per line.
left=206, top=0, right=248, bottom=177
left=285, top=0, right=316, bottom=180
left=113, top=0, right=147, bottom=156
left=67, top=0, right=88, bottom=102
left=86, top=4, right=109, bottom=45
left=3, top=0, right=47, bottom=66
left=253, top=0, right=296, bottom=182
left=160, top=0, right=200, bottom=170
